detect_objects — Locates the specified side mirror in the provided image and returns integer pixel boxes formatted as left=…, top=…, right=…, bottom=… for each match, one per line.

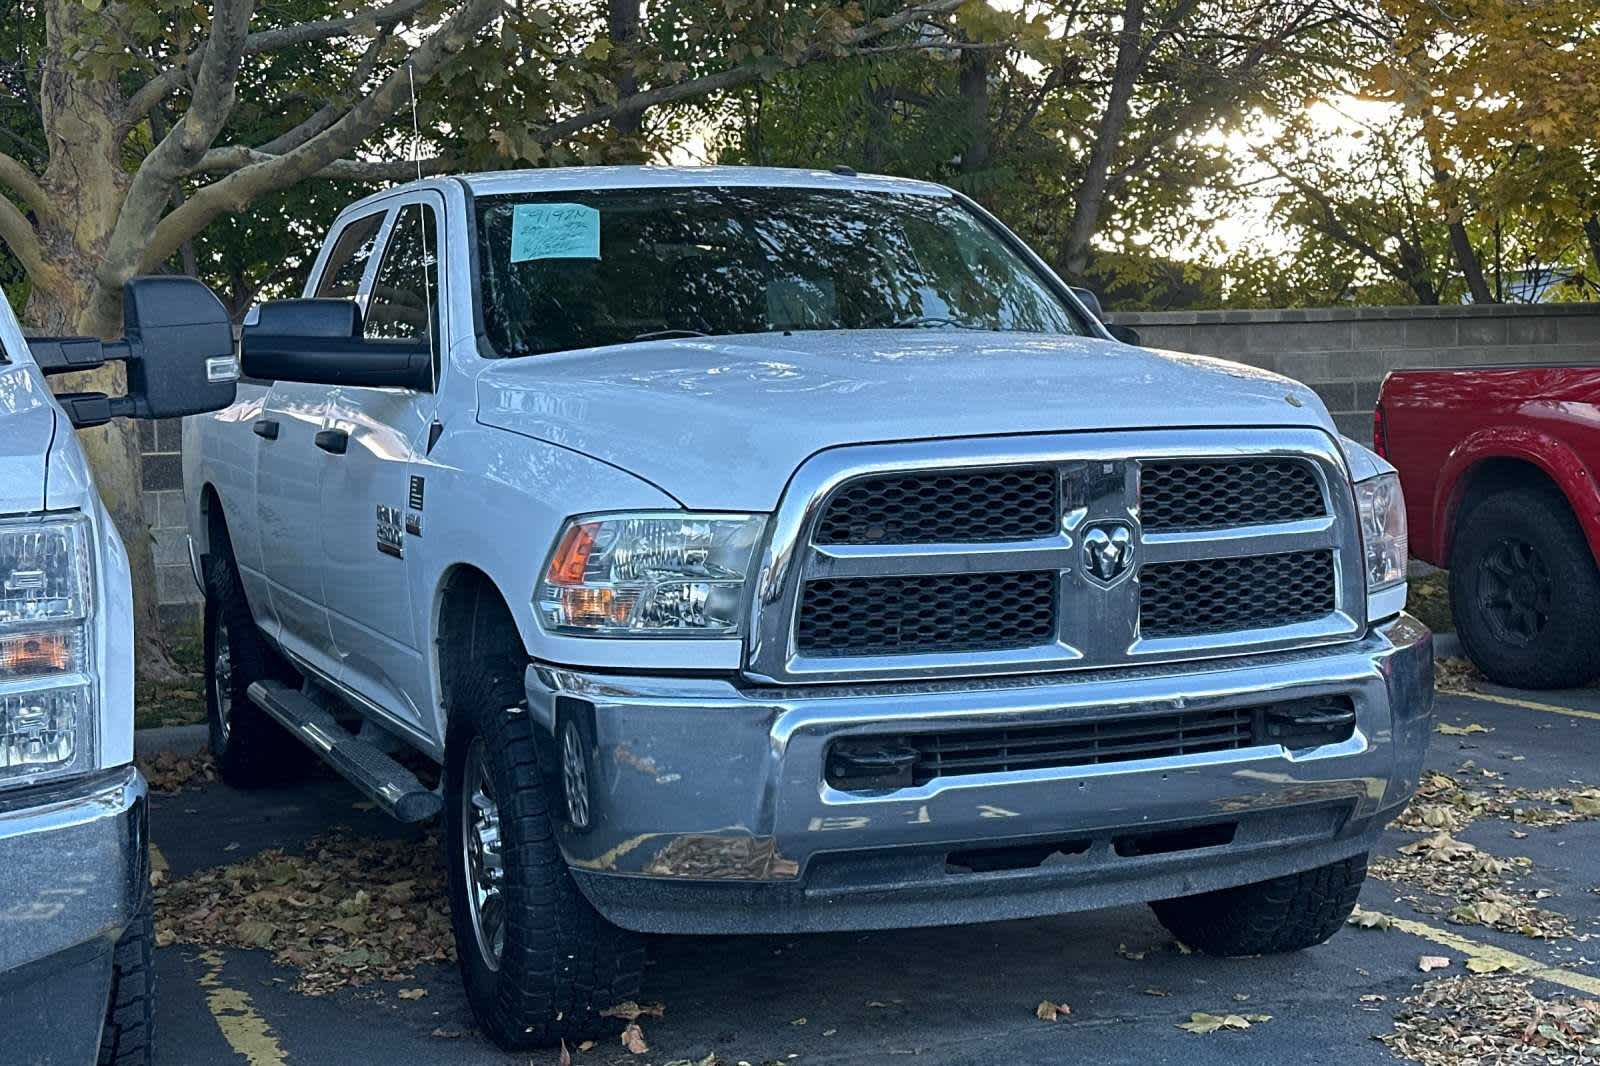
left=241, top=298, right=432, bottom=391
left=1067, top=286, right=1141, bottom=346
left=28, top=276, right=239, bottom=428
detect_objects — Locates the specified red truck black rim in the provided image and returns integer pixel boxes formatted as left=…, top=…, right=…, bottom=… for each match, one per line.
left=1477, top=537, right=1552, bottom=648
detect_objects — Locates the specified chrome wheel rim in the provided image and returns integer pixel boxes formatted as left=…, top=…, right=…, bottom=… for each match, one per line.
left=1479, top=537, right=1552, bottom=648
left=212, top=621, right=233, bottom=745
left=461, top=738, right=505, bottom=970
left=562, top=721, right=590, bottom=829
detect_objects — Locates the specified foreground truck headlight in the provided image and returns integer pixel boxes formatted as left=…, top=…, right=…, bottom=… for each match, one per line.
left=1356, top=473, right=1408, bottom=619
left=0, top=515, right=95, bottom=785
left=537, top=512, right=766, bottom=636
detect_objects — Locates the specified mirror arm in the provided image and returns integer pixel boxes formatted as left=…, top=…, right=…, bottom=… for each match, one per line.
left=28, top=337, right=133, bottom=377
left=54, top=391, right=137, bottom=429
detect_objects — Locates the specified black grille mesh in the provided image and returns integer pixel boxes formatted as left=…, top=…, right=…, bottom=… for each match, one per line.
left=898, top=708, right=1254, bottom=785
left=796, top=571, right=1057, bottom=656
left=815, top=468, right=1059, bottom=545
left=1140, top=459, right=1324, bottom=532
left=1140, top=550, right=1336, bottom=637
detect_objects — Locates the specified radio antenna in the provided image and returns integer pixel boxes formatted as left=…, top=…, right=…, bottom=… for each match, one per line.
left=406, top=60, right=439, bottom=395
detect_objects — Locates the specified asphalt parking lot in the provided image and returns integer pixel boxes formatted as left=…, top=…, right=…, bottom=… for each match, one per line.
left=146, top=679, right=1600, bottom=1065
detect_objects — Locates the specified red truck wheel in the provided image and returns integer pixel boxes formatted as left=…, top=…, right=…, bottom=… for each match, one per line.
left=1450, top=487, right=1600, bottom=689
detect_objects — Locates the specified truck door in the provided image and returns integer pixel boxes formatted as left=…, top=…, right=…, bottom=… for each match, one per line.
left=318, top=194, right=444, bottom=730
left=253, top=208, right=384, bottom=672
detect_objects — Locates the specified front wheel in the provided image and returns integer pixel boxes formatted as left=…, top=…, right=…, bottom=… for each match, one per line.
left=1149, top=854, right=1367, bottom=955
left=444, top=665, right=644, bottom=1049
left=97, top=892, right=154, bottom=1066
left=1450, top=486, right=1600, bottom=689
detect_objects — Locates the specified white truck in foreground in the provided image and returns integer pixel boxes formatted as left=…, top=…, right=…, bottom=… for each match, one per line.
left=1, top=277, right=237, bottom=1064
left=184, top=166, right=1433, bottom=1050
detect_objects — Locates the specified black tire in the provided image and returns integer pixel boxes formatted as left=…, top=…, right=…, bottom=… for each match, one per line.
left=203, top=538, right=307, bottom=786
left=1450, top=486, right=1600, bottom=689
left=444, top=657, right=644, bottom=1050
left=97, top=892, right=154, bottom=1066
left=1149, top=854, right=1367, bottom=956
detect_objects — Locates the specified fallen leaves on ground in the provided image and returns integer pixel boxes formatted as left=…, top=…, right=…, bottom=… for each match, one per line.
left=1372, top=832, right=1572, bottom=940
left=1436, top=722, right=1491, bottom=736
left=1434, top=657, right=1482, bottom=693
left=1419, top=956, right=1452, bottom=973
left=134, top=680, right=208, bottom=730
left=136, top=746, right=217, bottom=793
left=1035, top=1000, right=1070, bottom=1021
left=155, top=827, right=453, bottom=995
left=620, top=1022, right=649, bottom=1054
left=1381, top=976, right=1600, bottom=1064
left=1349, top=906, right=1396, bottom=930
left=1392, top=766, right=1600, bottom=836
left=1176, top=1011, right=1270, bottom=1034
left=601, top=1002, right=665, bottom=1021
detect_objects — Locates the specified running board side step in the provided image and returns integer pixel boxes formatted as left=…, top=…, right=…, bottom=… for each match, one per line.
left=247, top=680, right=442, bottom=823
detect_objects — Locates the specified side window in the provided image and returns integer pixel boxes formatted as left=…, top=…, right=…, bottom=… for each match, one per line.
left=314, top=212, right=385, bottom=300
left=365, top=203, right=440, bottom=345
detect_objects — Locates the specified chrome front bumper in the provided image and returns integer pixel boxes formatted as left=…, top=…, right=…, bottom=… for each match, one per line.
left=527, top=616, right=1432, bottom=934
left=0, top=767, right=149, bottom=1062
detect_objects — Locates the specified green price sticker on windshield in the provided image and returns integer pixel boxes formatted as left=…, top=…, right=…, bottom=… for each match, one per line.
left=510, top=203, right=600, bottom=263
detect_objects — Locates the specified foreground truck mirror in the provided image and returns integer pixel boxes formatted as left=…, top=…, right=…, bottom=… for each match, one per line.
left=1069, top=285, right=1141, bottom=346
left=27, top=276, right=240, bottom=427
left=240, top=297, right=432, bottom=391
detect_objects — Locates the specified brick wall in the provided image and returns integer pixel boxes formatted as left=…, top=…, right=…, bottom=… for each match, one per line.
left=141, top=303, right=1600, bottom=628
left=1106, top=303, right=1600, bottom=440
left=138, top=417, right=201, bottom=632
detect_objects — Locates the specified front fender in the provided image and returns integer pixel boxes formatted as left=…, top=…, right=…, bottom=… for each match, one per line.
left=1436, top=423, right=1600, bottom=566
left=413, top=424, right=748, bottom=745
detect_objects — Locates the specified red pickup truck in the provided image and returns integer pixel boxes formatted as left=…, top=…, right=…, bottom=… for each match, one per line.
left=1377, top=366, right=1600, bottom=688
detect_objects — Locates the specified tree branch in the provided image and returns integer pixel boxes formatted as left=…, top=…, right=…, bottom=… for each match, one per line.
left=0, top=152, right=51, bottom=222
left=140, top=0, right=499, bottom=272
left=193, top=146, right=452, bottom=181
left=98, top=0, right=257, bottom=298
left=123, top=0, right=432, bottom=124
left=531, top=0, right=969, bottom=145
left=0, top=197, right=50, bottom=283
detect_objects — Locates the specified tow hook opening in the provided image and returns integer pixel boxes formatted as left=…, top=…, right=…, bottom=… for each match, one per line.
left=946, top=837, right=1092, bottom=874
left=1112, top=821, right=1237, bottom=858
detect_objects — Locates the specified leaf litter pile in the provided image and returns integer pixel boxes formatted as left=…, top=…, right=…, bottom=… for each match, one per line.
left=156, top=827, right=454, bottom=995
left=1370, top=832, right=1572, bottom=940
left=1382, top=976, right=1600, bottom=1064
left=136, top=746, right=217, bottom=793
left=1394, top=766, right=1600, bottom=836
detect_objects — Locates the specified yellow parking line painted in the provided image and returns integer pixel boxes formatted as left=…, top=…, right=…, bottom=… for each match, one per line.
left=197, top=950, right=288, bottom=1066
left=1442, top=688, right=1600, bottom=724
left=149, top=843, right=168, bottom=887
left=1369, top=910, right=1600, bottom=997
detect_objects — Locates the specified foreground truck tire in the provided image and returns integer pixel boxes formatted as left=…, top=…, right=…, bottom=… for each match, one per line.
left=1149, top=854, right=1366, bottom=956
left=204, top=547, right=308, bottom=785
left=1450, top=487, right=1600, bottom=690
left=444, top=666, right=645, bottom=1049
left=97, top=893, right=155, bottom=1066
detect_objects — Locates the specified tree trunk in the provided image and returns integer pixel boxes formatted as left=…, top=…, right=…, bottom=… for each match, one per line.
left=1059, top=0, right=1146, bottom=278
left=957, top=46, right=989, bottom=177
left=1583, top=215, right=1600, bottom=291
left=1447, top=218, right=1493, bottom=304
left=608, top=0, right=642, bottom=144
left=26, top=0, right=185, bottom=680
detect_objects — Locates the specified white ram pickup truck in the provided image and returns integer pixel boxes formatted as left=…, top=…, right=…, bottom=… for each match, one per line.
left=2, top=277, right=236, bottom=1065
left=184, top=166, right=1433, bottom=1050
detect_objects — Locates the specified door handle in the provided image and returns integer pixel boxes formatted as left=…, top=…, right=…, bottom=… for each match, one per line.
left=252, top=419, right=280, bottom=440
left=314, top=429, right=349, bottom=455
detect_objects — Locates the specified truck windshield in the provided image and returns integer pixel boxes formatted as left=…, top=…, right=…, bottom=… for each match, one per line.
left=473, top=186, right=1089, bottom=357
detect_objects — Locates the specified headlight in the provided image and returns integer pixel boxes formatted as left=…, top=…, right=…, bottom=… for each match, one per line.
left=0, top=515, right=95, bottom=786
left=1355, top=473, right=1408, bottom=617
left=537, top=513, right=766, bottom=636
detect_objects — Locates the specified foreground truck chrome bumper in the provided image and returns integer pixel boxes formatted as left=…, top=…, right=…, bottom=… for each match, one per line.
left=0, top=767, right=148, bottom=1062
left=527, top=615, right=1432, bottom=935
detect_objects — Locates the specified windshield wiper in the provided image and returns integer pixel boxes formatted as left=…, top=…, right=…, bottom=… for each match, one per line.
left=862, top=315, right=973, bottom=330
left=630, top=328, right=711, bottom=342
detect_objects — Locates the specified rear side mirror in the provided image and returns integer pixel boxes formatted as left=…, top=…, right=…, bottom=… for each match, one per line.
left=241, top=298, right=432, bottom=391
left=28, top=276, right=239, bottom=427
left=1067, top=286, right=1141, bottom=346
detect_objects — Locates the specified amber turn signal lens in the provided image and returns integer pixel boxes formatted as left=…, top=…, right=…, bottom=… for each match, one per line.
left=0, top=630, right=74, bottom=678
left=546, top=522, right=601, bottom=586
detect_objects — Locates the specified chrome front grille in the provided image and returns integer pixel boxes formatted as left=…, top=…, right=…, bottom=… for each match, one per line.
left=747, top=429, right=1364, bottom=684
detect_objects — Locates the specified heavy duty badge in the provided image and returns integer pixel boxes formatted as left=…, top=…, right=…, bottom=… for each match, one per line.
left=376, top=504, right=404, bottom=558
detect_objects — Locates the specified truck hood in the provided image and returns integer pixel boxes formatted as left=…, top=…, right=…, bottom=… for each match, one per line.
left=0, top=364, right=57, bottom=514
left=475, top=330, right=1335, bottom=511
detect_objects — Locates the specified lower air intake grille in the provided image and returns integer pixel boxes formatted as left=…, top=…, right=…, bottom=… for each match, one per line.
left=1139, top=550, right=1336, bottom=638
left=796, top=571, right=1057, bottom=657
